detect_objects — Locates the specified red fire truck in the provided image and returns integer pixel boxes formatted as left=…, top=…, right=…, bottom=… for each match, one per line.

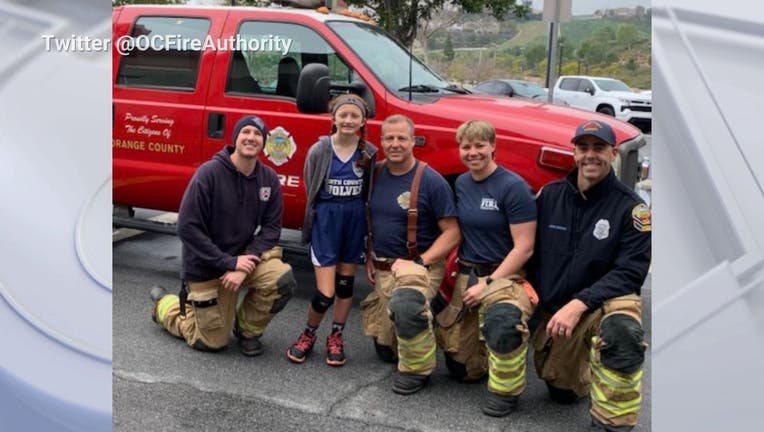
left=112, top=5, right=646, bottom=231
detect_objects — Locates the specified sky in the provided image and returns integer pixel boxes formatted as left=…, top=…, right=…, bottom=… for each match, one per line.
left=529, top=0, right=650, bottom=15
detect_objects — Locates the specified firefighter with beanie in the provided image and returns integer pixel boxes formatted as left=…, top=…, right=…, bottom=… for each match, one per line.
left=286, top=94, right=377, bottom=366
left=361, top=114, right=461, bottom=395
left=149, top=115, right=296, bottom=356
left=433, top=120, right=537, bottom=417
left=528, top=119, right=651, bottom=431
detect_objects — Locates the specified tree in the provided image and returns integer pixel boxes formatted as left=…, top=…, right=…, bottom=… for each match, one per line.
left=523, top=44, right=546, bottom=71
left=443, top=34, right=455, bottom=61
left=625, top=58, right=638, bottom=73
left=346, top=0, right=529, bottom=47
left=616, top=24, right=642, bottom=50
left=416, top=6, right=461, bottom=63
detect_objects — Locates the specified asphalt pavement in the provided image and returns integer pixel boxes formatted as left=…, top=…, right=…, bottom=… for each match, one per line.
left=113, top=231, right=651, bottom=432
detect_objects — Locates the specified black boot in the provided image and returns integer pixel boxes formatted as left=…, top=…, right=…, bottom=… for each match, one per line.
left=234, top=320, right=264, bottom=357
left=482, top=392, right=518, bottom=417
left=392, top=372, right=429, bottom=395
left=590, top=418, right=634, bottom=431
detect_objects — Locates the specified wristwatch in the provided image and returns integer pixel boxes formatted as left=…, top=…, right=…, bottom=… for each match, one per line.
left=413, top=256, right=430, bottom=269
left=485, top=277, right=494, bottom=285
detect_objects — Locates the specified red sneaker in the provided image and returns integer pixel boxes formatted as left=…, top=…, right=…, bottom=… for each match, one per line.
left=286, top=331, right=317, bottom=363
left=326, top=331, right=346, bottom=367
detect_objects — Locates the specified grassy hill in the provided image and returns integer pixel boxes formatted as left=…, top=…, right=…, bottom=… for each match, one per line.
left=504, top=16, right=651, bottom=48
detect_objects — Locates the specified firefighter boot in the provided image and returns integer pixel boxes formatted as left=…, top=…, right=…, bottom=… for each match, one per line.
left=234, top=320, right=264, bottom=357
left=482, top=392, right=519, bottom=417
left=392, top=372, right=429, bottom=395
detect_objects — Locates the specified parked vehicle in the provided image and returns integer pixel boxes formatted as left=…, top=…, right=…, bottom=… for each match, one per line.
left=112, top=5, right=647, bottom=232
left=473, top=79, right=547, bottom=100
left=553, top=75, right=651, bottom=133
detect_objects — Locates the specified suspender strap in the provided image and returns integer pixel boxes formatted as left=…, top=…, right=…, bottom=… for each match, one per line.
left=367, top=160, right=428, bottom=260
left=366, top=160, right=387, bottom=252
left=178, top=280, right=188, bottom=317
left=407, top=161, right=428, bottom=259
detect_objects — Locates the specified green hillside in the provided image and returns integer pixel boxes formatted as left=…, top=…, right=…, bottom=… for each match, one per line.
left=504, top=16, right=651, bottom=48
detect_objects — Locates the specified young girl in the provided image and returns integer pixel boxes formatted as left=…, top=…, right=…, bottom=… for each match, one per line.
left=287, top=94, right=377, bottom=366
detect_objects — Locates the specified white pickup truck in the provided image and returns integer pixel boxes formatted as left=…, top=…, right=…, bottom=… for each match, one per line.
left=553, top=75, right=652, bottom=133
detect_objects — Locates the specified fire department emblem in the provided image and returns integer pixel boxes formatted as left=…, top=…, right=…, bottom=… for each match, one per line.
left=259, top=187, right=271, bottom=202
left=632, top=203, right=652, bottom=232
left=264, top=126, right=296, bottom=166
left=397, top=191, right=411, bottom=210
left=593, top=219, right=610, bottom=240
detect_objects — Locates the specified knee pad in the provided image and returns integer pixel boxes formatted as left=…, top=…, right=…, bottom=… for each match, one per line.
left=388, top=288, right=428, bottom=339
left=482, top=303, right=523, bottom=354
left=311, top=290, right=335, bottom=314
left=269, top=269, right=296, bottom=314
left=599, top=314, right=645, bottom=374
left=444, top=353, right=468, bottom=380
left=335, top=274, right=354, bottom=299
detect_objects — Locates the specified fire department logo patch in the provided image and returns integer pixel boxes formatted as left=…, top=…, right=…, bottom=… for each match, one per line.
left=632, top=203, right=651, bottom=232
left=264, top=126, right=296, bottom=166
left=593, top=219, right=610, bottom=240
left=397, top=191, right=411, bottom=210
left=259, top=187, right=271, bottom=202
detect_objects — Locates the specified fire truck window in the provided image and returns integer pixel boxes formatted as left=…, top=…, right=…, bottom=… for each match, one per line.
left=230, top=21, right=352, bottom=97
left=116, top=17, right=210, bottom=90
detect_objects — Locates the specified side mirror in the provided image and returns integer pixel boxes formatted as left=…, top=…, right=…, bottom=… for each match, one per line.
left=296, top=63, right=375, bottom=118
left=296, top=63, right=331, bottom=114
left=506, top=88, right=515, bottom=97
left=585, top=87, right=595, bottom=96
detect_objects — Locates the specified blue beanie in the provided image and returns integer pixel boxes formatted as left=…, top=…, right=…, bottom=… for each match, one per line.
left=231, top=115, right=268, bottom=146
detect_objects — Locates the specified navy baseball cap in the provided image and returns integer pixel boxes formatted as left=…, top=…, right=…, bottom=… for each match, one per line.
left=571, top=120, right=617, bottom=147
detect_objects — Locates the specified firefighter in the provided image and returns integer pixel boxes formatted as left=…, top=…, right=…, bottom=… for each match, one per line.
left=529, top=119, right=651, bottom=431
left=361, top=114, right=461, bottom=395
left=150, top=115, right=295, bottom=355
left=433, top=120, right=537, bottom=416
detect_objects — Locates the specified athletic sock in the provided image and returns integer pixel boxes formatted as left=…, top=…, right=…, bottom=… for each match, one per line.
left=331, top=321, right=345, bottom=334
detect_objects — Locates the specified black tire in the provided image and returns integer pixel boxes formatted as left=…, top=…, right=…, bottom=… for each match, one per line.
left=597, top=105, right=615, bottom=116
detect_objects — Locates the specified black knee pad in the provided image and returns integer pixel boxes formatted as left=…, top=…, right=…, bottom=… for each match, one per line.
left=599, top=314, right=645, bottom=374
left=335, top=274, right=354, bottom=299
left=388, top=288, right=428, bottom=339
left=310, top=290, right=335, bottom=314
left=374, top=340, right=398, bottom=364
left=444, top=353, right=468, bottom=380
left=546, top=383, right=581, bottom=404
left=482, top=303, right=523, bottom=354
left=269, top=269, right=296, bottom=314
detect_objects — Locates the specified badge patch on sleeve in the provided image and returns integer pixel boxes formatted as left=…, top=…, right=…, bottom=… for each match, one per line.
left=632, top=203, right=651, bottom=232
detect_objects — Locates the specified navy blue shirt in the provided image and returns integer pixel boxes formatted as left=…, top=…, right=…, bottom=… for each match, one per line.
left=318, top=144, right=363, bottom=201
left=456, top=166, right=536, bottom=264
left=369, top=161, right=456, bottom=258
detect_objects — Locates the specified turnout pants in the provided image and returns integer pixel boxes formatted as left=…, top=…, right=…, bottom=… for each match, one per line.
left=435, top=273, right=535, bottom=397
left=360, top=260, right=445, bottom=376
left=533, top=294, right=646, bottom=429
left=154, top=247, right=294, bottom=351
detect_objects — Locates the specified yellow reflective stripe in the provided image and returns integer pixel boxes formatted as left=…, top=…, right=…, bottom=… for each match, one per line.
left=488, top=346, right=527, bottom=373
left=590, top=350, right=643, bottom=390
left=488, top=368, right=526, bottom=393
left=487, top=347, right=527, bottom=394
left=156, top=295, right=178, bottom=326
left=398, top=330, right=436, bottom=371
left=591, top=384, right=642, bottom=416
left=398, top=342, right=436, bottom=370
left=236, top=308, right=264, bottom=335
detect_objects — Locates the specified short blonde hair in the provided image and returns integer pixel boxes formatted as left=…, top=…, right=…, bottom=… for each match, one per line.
left=456, top=120, right=495, bottom=144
